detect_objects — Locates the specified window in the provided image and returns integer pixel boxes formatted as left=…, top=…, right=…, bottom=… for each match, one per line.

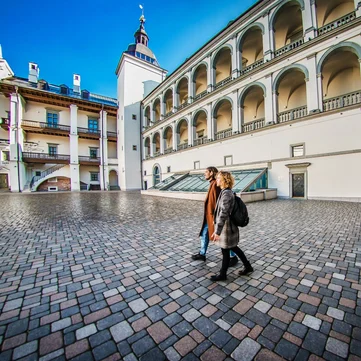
left=144, top=170, right=147, bottom=176
left=194, top=161, right=200, bottom=170
left=89, top=148, right=98, bottom=159
left=167, top=166, right=171, bottom=173
left=35, top=171, right=41, bottom=177
left=48, top=145, right=57, bottom=156
left=224, top=155, right=233, bottom=166
left=47, top=112, right=58, bottom=128
left=88, top=119, right=98, bottom=133
left=196, top=130, right=204, bottom=138
left=133, top=145, right=137, bottom=151
left=132, top=114, right=137, bottom=120
left=60, top=85, right=68, bottom=95
left=90, top=172, right=99, bottom=181
left=2, top=151, right=9, bottom=161
left=291, top=144, right=305, bottom=157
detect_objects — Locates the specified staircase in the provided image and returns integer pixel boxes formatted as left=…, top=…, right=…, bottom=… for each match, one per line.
left=30, top=164, right=66, bottom=191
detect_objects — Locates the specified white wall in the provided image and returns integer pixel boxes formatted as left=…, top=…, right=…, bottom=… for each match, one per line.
left=78, top=139, right=99, bottom=156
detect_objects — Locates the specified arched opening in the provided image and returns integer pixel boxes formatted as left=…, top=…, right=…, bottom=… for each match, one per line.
left=153, top=98, right=161, bottom=123
left=177, top=119, right=189, bottom=150
left=109, top=170, right=119, bottom=190
left=144, top=106, right=151, bottom=127
left=276, top=68, right=307, bottom=122
left=163, top=126, right=173, bottom=153
left=214, top=99, right=232, bottom=140
left=144, top=137, right=151, bottom=159
left=152, top=133, right=161, bottom=157
left=239, top=26, right=264, bottom=72
left=316, top=0, right=354, bottom=30
left=177, top=77, right=189, bottom=108
left=164, top=88, right=173, bottom=115
left=213, top=47, right=232, bottom=87
left=153, top=165, right=161, bottom=186
left=321, top=47, right=361, bottom=111
left=193, top=64, right=207, bottom=98
left=193, top=110, right=208, bottom=146
left=273, top=1, right=304, bottom=55
left=240, top=85, right=265, bottom=132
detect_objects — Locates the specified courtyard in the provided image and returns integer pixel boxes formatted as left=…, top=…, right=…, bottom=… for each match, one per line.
left=0, top=192, right=360, bottom=361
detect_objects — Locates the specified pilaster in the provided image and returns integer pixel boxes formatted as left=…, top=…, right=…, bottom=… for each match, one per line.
left=69, top=104, right=80, bottom=191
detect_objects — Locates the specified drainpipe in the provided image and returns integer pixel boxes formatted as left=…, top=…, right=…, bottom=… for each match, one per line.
left=101, top=103, right=106, bottom=191
left=15, top=86, right=21, bottom=193
left=140, top=101, right=144, bottom=190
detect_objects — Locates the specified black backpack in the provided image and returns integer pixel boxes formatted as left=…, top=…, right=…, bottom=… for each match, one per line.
left=230, top=192, right=249, bottom=227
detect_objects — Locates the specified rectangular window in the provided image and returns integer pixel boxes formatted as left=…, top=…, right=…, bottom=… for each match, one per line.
left=47, top=112, right=58, bottom=128
left=144, top=170, right=147, bottom=176
left=194, top=161, right=200, bottom=170
left=132, top=145, right=137, bottom=151
left=291, top=144, right=304, bottom=157
left=48, top=145, right=57, bottom=156
left=90, top=172, right=99, bottom=181
left=89, top=148, right=98, bottom=159
left=132, top=114, right=137, bottom=120
left=2, top=151, right=9, bottom=161
left=167, top=166, right=171, bottom=173
left=224, top=155, right=233, bottom=166
left=35, top=171, right=41, bottom=177
left=88, top=119, right=98, bottom=133
left=48, top=177, right=57, bottom=183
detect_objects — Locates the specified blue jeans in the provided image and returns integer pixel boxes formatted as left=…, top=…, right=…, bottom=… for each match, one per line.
left=200, top=224, right=236, bottom=257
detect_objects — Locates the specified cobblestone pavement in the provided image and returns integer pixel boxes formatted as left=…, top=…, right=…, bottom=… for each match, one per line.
left=0, top=192, right=360, bottom=361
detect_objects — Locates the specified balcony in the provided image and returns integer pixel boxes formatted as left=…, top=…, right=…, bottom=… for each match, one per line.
left=242, top=118, right=265, bottom=133
left=145, top=154, right=151, bottom=160
left=318, top=12, right=356, bottom=36
left=241, top=59, right=264, bottom=76
left=22, top=120, right=70, bottom=136
left=177, top=143, right=188, bottom=151
left=163, top=111, right=174, bottom=120
left=107, top=131, right=117, bottom=142
left=215, top=128, right=232, bottom=140
left=78, top=127, right=100, bottom=140
left=214, top=76, right=232, bottom=90
left=193, top=136, right=208, bottom=146
left=79, top=156, right=100, bottom=165
left=22, top=152, right=70, bottom=164
left=177, top=102, right=189, bottom=111
left=193, top=90, right=208, bottom=101
left=164, top=147, right=173, bottom=154
left=153, top=151, right=161, bottom=157
left=0, top=138, right=9, bottom=145
left=278, top=106, right=308, bottom=123
left=323, top=90, right=361, bottom=112
left=0, top=118, right=9, bottom=131
left=274, top=38, right=304, bottom=57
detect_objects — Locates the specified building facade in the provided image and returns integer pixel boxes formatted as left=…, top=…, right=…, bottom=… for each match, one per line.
left=138, top=0, right=361, bottom=201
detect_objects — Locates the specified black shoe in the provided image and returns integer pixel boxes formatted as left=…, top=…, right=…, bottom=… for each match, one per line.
left=191, top=253, right=206, bottom=261
left=210, top=273, right=227, bottom=281
left=238, top=266, right=254, bottom=276
left=229, top=257, right=238, bottom=267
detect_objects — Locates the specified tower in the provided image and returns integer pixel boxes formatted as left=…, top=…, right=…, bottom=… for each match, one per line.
left=115, top=11, right=167, bottom=190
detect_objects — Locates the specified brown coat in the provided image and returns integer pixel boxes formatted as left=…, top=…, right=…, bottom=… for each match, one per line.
left=199, top=179, right=221, bottom=239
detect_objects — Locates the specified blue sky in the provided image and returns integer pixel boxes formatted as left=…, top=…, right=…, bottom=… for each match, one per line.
left=3, top=0, right=258, bottom=98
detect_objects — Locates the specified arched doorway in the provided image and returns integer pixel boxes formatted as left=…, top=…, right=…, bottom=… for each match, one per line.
left=109, top=170, right=119, bottom=190
left=153, top=165, right=161, bottom=186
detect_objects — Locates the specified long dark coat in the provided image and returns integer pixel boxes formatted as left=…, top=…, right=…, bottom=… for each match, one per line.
left=199, top=179, right=221, bottom=239
left=213, top=188, right=239, bottom=249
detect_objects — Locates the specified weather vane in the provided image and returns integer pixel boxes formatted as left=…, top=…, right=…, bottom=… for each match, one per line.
left=139, top=4, right=145, bottom=23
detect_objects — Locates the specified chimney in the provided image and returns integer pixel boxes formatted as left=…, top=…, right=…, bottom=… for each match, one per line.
left=0, top=44, right=3, bottom=59
left=73, top=74, right=81, bottom=94
left=28, top=62, right=39, bottom=83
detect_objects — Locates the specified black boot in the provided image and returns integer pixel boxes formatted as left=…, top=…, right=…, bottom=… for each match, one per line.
left=210, top=270, right=227, bottom=281
left=238, top=265, right=253, bottom=276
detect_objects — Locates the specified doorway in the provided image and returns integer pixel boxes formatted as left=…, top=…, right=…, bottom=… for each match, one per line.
left=0, top=174, right=9, bottom=189
left=292, top=173, right=305, bottom=198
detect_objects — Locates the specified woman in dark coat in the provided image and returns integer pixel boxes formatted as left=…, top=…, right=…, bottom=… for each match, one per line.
left=210, top=171, right=253, bottom=281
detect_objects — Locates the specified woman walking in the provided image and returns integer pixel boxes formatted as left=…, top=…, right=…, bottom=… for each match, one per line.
left=210, top=171, right=253, bottom=281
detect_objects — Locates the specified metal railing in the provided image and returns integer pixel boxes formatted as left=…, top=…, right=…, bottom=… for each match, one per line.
left=193, top=90, right=207, bottom=101
left=242, top=118, right=265, bottom=133
left=323, top=90, right=361, bottom=112
left=278, top=106, right=308, bottom=123
left=241, top=58, right=264, bottom=75
left=22, top=152, right=70, bottom=161
left=0, top=118, right=9, bottom=126
left=79, top=156, right=101, bottom=163
left=22, top=120, right=70, bottom=132
left=318, top=11, right=356, bottom=36
left=275, top=38, right=304, bottom=57
left=153, top=151, right=161, bottom=157
left=177, top=143, right=188, bottom=150
left=164, top=147, right=173, bottom=154
left=145, top=154, right=151, bottom=160
left=107, top=131, right=117, bottom=138
left=193, top=136, right=208, bottom=146
left=177, top=102, right=189, bottom=111
left=163, top=111, right=173, bottom=119
left=30, top=164, right=65, bottom=189
left=77, top=127, right=100, bottom=136
left=215, top=128, right=232, bottom=140
left=214, top=76, right=232, bottom=90
left=0, top=138, right=9, bottom=144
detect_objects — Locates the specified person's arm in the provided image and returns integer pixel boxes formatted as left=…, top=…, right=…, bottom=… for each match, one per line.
left=215, top=190, right=233, bottom=236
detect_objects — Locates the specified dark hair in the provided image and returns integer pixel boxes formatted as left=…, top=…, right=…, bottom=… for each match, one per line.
left=206, top=166, right=218, bottom=180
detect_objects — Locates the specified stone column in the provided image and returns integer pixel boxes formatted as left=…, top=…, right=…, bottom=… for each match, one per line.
left=187, top=116, right=194, bottom=147
left=172, top=83, right=178, bottom=111
left=69, top=104, right=80, bottom=191
left=160, top=128, right=165, bottom=154
left=172, top=123, right=178, bottom=151
left=230, top=36, right=238, bottom=78
left=355, top=0, right=361, bottom=17
left=187, top=70, right=193, bottom=102
left=230, top=91, right=240, bottom=133
left=303, top=0, right=317, bottom=41
left=205, top=55, right=213, bottom=92
left=264, top=75, right=274, bottom=125
left=262, top=12, right=273, bottom=61
left=99, top=109, right=109, bottom=190
left=306, top=54, right=322, bottom=113
left=160, top=93, right=165, bottom=118
left=205, top=103, right=213, bottom=141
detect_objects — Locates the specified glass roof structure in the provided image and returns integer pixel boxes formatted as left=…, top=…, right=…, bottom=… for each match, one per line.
left=150, top=169, right=267, bottom=193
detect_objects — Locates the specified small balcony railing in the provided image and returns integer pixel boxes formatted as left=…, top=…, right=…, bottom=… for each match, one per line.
left=77, top=127, right=100, bottom=136
left=214, top=76, right=232, bottom=90
left=275, top=38, right=304, bottom=57
left=193, top=90, right=207, bottom=101
left=177, top=143, right=188, bottom=150
left=153, top=151, right=161, bottom=157
left=107, top=131, right=117, bottom=138
left=22, top=120, right=70, bottom=132
left=79, top=156, right=100, bottom=163
left=163, top=111, right=173, bottom=120
left=323, top=90, right=361, bottom=112
left=278, top=106, right=308, bottom=123
left=145, top=154, right=151, bottom=160
left=177, top=102, right=189, bottom=111
left=193, top=136, right=208, bottom=146
left=0, top=118, right=10, bottom=130
left=241, top=59, right=264, bottom=75
left=0, top=138, right=9, bottom=144
left=318, top=11, right=356, bottom=36
left=215, top=128, right=232, bottom=140
left=164, top=147, right=173, bottom=154
left=242, top=118, right=265, bottom=133
left=22, top=152, right=70, bottom=162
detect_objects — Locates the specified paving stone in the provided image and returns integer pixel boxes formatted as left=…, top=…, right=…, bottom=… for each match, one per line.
left=193, top=317, right=218, bottom=337
left=302, top=315, right=322, bottom=330
left=200, top=346, right=226, bottom=361
left=302, top=329, right=327, bottom=356
left=76, top=324, right=97, bottom=340
left=131, top=335, right=156, bottom=357
left=274, top=338, right=299, bottom=360
left=325, top=337, right=349, bottom=358
left=255, top=349, right=285, bottom=361
left=147, top=321, right=172, bottom=344
left=231, top=337, right=261, bottom=361
left=13, top=341, right=38, bottom=360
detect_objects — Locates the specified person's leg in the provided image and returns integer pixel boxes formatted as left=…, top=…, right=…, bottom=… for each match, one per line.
left=229, top=250, right=238, bottom=266
left=200, top=224, right=209, bottom=256
left=230, top=246, right=253, bottom=274
left=210, top=248, right=229, bottom=281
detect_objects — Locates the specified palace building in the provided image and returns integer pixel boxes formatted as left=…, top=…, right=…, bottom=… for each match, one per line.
left=1, top=0, right=361, bottom=202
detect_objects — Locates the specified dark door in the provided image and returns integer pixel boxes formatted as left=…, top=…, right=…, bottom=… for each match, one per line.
left=0, top=174, right=8, bottom=189
left=292, top=173, right=305, bottom=198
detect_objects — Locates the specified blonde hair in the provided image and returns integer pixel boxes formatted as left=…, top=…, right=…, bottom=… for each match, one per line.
left=217, top=171, right=235, bottom=189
